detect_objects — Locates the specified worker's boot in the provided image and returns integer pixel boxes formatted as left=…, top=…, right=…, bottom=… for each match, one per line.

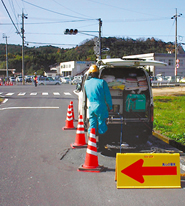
left=97, top=132, right=107, bottom=152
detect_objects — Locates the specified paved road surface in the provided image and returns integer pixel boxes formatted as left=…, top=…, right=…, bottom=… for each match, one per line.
left=0, top=85, right=185, bottom=206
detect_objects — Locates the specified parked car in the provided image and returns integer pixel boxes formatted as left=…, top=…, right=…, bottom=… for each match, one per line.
left=69, top=75, right=83, bottom=85
left=37, top=76, right=61, bottom=85
left=9, top=77, right=16, bottom=82
left=60, top=76, right=71, bottom=84
left=150, top=76, right=170, bottom=84
left=76, top=58, right=167, bottom=147
left=16, top=76, right=22, bottom=82
left=180, top=77, right=185, bottom=83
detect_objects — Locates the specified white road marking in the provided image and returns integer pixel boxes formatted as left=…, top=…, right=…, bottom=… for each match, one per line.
left=5, top=93, right=14, bottom=96
left=42, top=92, right=48, bottom=95
left=180, top=162, right=185, bottom=171
left=18, top=92, right=26, bottom=96
left=64, top=92, right=71, bottom=95
left=0, top=107, right=59, bottom=111
left=30, top=93, right=37, bottom=95
left=53, top=92, right=60, bottom=95
left=2, top=99, right=8, bottom=103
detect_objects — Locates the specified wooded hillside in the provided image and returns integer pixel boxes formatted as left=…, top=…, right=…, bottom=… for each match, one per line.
left=0, top=37, right=184, bottom=75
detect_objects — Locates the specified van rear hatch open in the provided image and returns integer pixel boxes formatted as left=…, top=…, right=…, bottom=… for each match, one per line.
left=100, top=66, right=150, bottom=122
left=97, top=58, right=166, bottom=144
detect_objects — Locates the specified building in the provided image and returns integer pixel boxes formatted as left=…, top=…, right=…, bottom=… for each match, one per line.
left=0, top=69, right=16, bottom=77
left=49, top=63, right=60, bottom=75
left=44, top=70, right=57, bottom=78
left=60, top=61, right=95, bottom=77
left=123, top=53, right=185, bottom=77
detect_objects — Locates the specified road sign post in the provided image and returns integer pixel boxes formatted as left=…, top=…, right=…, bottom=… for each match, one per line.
left=115, top=153, right=181, bottom=189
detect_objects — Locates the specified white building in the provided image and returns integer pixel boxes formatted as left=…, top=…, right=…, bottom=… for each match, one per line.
left=60, top=61, right=95, bottom=77
left=123, top=53, right=185, bottom=77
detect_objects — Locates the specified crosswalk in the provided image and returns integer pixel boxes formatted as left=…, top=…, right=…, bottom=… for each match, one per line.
left=0, top=92, right=72, bottom=96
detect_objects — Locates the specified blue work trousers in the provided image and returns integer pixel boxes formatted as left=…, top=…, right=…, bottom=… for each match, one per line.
left=88, top=103, right=108, bottom=135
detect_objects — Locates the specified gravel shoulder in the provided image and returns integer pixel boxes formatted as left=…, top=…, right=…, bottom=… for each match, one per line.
left=152, top=86, right=185, bottom=96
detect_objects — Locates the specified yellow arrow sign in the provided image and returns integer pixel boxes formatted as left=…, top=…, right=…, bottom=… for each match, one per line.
left=116, top=153, right=181, bottom=189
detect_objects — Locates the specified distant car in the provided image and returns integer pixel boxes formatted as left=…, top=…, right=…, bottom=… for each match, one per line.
left=9, top=77, right=16, bottom=82
left=180, top=77, right=185, bottom=83
left=150, top=76, right=170, bottom=84
left=69, top=75, right=83, bottom=85
left=60, top=76, right=71, bottom=84
left=37, top=77, right=61, bottom=85
left=16, top=76, right=22, bottom=82
left=25, top=77, right=32, bottom=83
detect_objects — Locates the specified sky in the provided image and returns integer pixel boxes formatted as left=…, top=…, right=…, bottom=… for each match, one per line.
left=0, top=0, right=185, bottom=50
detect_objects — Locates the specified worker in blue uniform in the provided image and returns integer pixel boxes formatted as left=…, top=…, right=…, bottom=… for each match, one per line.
left=84, top=65, right=113, bottom=151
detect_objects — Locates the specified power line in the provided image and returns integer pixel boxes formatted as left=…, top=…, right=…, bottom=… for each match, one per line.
left=1, top=0, right=21, bottom=37
left=8, top=0, right=20, bottom=30
left=22, top=0, right=94, bottom=20
left=26, top=41, right=77, bottom=46
left=50, top=0, right=91, bottom=19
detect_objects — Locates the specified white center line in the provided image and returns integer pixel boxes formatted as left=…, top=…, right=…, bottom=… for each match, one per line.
left=42, top=92, right=48, bottom=95
left=53, top=92, right=60, bottom=95
left=64, top=92, right=71, bottom=95
left=18, top=92, right=26, bottom=96
left=30, top=93, right=37, bottom=95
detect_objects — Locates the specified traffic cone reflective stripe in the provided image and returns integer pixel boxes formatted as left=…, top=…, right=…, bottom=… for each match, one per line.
left=70, top=115, right=87, bottom=148
left=62, top=105, right=76, bottom=130
left=69, top=101, right=77, bottom=121
left=78, top=128, right=104, bottom=172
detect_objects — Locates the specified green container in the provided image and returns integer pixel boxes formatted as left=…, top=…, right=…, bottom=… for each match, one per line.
left=126, top=94, right=146, bottom=112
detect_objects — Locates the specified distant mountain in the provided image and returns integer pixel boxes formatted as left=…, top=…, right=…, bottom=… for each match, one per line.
left=0, top=37, right=184, bottom=75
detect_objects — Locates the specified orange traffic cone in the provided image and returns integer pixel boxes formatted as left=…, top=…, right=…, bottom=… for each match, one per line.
left=69, top=101, right=77, bottom=121
left=70, top=115, right=87, bottom=148
left=62, top=105, right=76, bottom=130
left=78, top=128, right=104, bottom=172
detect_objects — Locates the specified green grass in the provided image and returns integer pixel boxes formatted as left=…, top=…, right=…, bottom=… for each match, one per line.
left=0, top=97, right=3, bottom=104
left=153, top=95, right=185, bottom=145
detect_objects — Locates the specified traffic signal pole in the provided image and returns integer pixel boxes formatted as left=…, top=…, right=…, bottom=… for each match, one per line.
left=98, top=18, right=102, bottom=60
left=64, top=18, right=102, bottom=60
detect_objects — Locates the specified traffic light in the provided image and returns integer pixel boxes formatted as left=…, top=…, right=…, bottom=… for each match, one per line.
left=64, top=29, right=78, bottom=35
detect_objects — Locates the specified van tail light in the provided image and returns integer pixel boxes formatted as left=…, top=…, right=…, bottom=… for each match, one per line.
left=150, top=104, right=154, bottom=122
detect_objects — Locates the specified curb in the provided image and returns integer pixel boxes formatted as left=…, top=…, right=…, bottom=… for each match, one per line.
left=152, top=131, right=185, bottom=153
left=153, top=131, right=185, bottom=178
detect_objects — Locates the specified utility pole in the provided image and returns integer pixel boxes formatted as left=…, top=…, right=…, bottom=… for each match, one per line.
left=171, top=8, right=182, bottom=79
left=3, top=33, right=9, bottom=81
left=98, top=18, right=102, bottom=60
left=20, top=9, right=28, bottom=85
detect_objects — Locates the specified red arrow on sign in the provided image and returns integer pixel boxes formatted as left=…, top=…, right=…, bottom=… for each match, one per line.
left=121, top=159, right=177, bottom=183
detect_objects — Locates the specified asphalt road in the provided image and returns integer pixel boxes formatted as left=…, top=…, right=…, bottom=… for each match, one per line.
left=0, top=84, right=185, bottom=206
